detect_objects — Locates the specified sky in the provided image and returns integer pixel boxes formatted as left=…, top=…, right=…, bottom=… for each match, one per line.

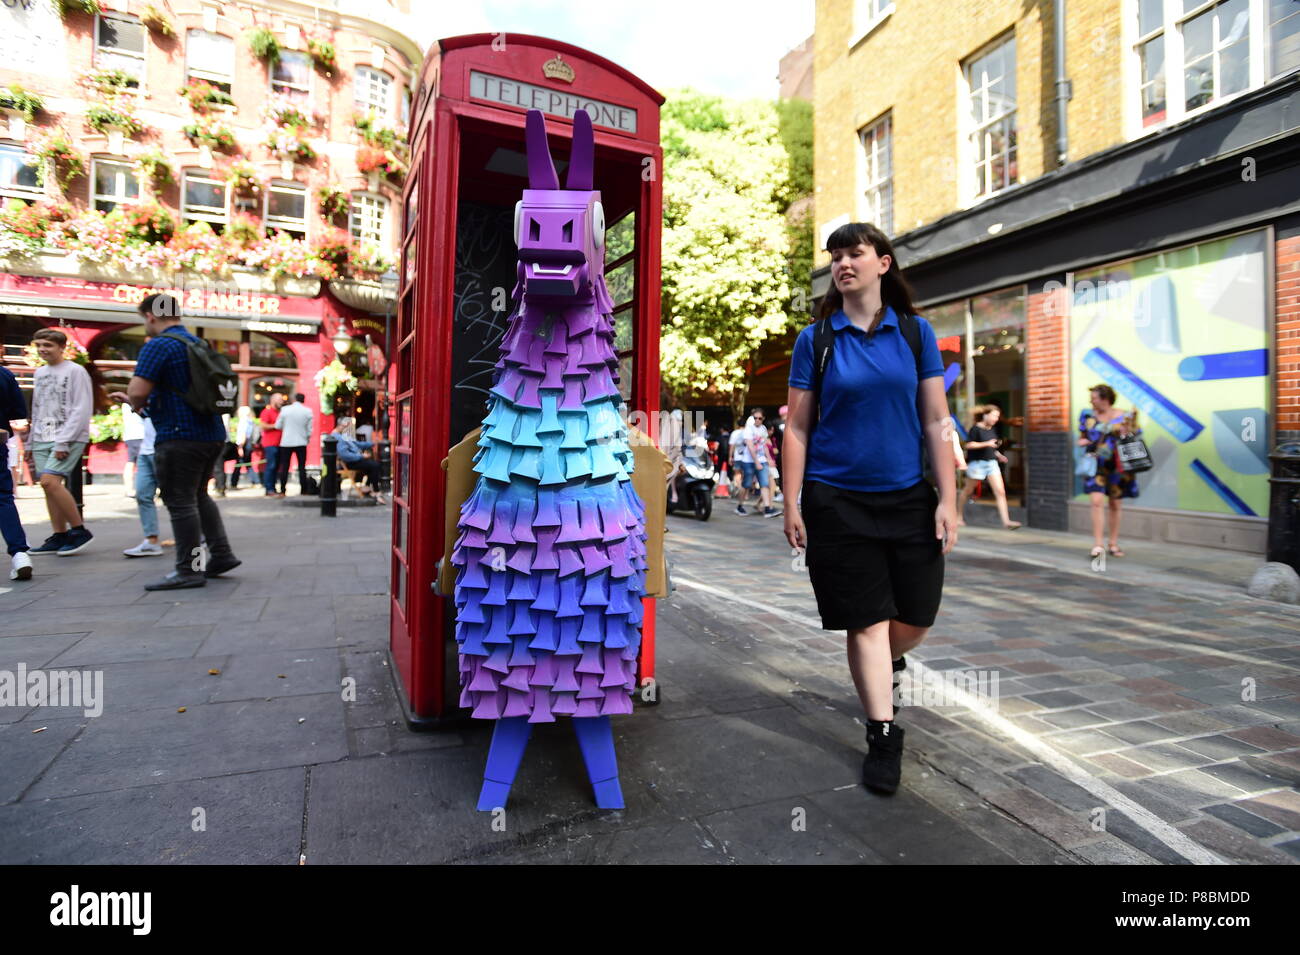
left=402, top=0, right=815, bottom=100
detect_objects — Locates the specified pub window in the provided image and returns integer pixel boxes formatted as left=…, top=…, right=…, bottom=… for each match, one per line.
left=271, top=50, right=312, bottom=105
left=186, top=29, right=235, bottom=94
left=353, top=66, right=392, bottom=118
left=91, top=157, right=140, bottom=213
left=349, top=192, right=388, bottom=246
left=0, top=144, right=42, bottom=201
left=96, top=12, right=145, bottom=86
left=182, top=169, right=227, bottom=225
left=264, top=180, right=308, bottom=237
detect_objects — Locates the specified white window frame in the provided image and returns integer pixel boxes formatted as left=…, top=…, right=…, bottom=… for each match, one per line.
left=349, top=192, right=388, bottom=247
left=90, top=157, right=140, bottom=213
left=0, top=144, right=42, bottom=201
left=95, top=11, right=146, bottom=87
left=963, top=33, right=1018, bottom=203
left=857, top=112, right=893, bottom=235
left=849, top=0, right=896, bottom=48
left=354, top=66, right=393, bottom=119
left=264, top=179, right=309, bottom=236
left=186, top=29, right=235, bottom=92
left=181, top=169, right=228, bottom=225
left=1272, top=0, right=1300, bottom=77
left=1128, top=0, right=1283, bottom=138
left=270, top=49, right=313, bottom=104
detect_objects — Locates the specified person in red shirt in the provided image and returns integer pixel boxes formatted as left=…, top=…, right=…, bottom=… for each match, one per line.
left=258, top=393, right=286, bottom=497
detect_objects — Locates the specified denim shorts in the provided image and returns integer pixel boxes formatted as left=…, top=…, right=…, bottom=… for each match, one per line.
left=739, top=460, right=770, bottom=489
left=965, top=459, right=999, bottom=481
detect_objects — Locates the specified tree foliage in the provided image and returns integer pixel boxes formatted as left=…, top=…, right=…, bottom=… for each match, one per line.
left=659, top=90, right=792, bottom=416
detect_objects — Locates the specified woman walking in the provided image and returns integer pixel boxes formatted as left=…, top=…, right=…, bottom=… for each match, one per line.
left=1078, top=384, right=1140, bottom=559
left=957, top=404, right=1021, bottom=529
left=783, top=222, right=958, bottom=796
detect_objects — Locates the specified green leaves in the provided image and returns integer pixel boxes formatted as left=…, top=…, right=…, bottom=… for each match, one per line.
left=659, top=90, right=793, bottom=411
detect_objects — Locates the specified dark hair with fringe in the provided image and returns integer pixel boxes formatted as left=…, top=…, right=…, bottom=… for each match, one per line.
left=816, top=222, right=918, bottom=329
left=1090, top=383, right=1117, bottom=405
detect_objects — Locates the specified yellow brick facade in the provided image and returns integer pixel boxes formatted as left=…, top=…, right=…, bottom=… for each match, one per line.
left=814, top=0, right=1128, bottom=269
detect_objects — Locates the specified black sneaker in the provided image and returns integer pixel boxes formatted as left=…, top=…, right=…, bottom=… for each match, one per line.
left=29, top=532, right=70, bottom=555
left=56, top=526, right=94, bottom=556
left=735, top=504, right=748, bottom=515
left=762, top=507, right=780, bottom=518
left=863, top=719, right=905, bottom=795
left=144, top=571, right=207, bottom=591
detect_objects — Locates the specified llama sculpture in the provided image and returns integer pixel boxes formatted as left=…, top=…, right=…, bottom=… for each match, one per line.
left=449, top=108, right=646, bottom=811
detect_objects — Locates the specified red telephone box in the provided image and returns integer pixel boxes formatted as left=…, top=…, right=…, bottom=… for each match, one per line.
left=391, top=34, right=664, bottom=725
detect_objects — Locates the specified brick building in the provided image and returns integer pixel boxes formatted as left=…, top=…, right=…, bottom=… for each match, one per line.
left=812, top=0, right=1300, bottom=553
left=0, top=0, right=422, bottom=473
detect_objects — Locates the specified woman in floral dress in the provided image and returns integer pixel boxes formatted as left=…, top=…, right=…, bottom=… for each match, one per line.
left=1077, top=383, right=1141, bottom=559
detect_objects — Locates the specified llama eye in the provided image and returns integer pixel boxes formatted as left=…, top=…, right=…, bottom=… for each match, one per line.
left=513, top=200, right=523, bottom=247
left=592, top=201, right=605, bottom=250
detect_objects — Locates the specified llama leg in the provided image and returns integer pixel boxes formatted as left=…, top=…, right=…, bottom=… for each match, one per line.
left=477, top=716, right=533, bottom=811
left=573, top=715, right=624, bottom=809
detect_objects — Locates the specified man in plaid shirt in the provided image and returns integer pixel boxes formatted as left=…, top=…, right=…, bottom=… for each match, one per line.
left=111, top=294, right=242, bottom=591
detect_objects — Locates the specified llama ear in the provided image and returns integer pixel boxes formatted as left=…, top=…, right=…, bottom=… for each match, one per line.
left=525, top=109, right=559, bottom=190
left=565, top=109, right=593, bottom=190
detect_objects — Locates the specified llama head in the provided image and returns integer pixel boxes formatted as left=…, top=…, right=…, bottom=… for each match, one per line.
left=514, top=108, right=605, bottom=299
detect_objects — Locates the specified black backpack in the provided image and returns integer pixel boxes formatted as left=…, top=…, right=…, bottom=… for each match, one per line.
left=160, top=328, right=239, bottom=416
left=809, top=311, right=936, bottom=482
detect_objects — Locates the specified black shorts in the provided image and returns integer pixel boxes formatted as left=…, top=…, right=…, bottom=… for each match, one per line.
left=801, top=478, right=945, bottom=630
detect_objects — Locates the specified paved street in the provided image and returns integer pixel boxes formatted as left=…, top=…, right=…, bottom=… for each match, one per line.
left=0, top=480, right=1297, bottom=864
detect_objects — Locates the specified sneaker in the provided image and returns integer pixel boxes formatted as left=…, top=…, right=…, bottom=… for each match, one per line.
left=735, top=504, right=748, bottom=515
left=9, top=551, right=32, bottom=580
left=123, top=539, right=165, bottom=558
left=143, top=571, right=207, bottom=591
left=56, top=527, right=94, bottom=556
left=28, top=532, right=69, bottom=555
left=862, top=719, right=905, bottom=795
left=762, top=507, right=781, bottom=518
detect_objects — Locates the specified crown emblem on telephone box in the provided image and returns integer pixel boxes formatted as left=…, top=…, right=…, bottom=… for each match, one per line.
left=542, top=55, right=575, bottom=84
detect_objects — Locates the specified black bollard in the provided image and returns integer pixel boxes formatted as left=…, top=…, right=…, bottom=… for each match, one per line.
left=321, top=434, right=339, bottom=518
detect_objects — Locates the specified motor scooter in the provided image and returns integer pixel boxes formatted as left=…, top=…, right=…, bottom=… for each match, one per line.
left=666, top=438, right=716, bottom=521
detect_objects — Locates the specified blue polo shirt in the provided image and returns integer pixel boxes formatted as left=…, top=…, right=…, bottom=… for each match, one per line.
left=789, top=307, right=944, bottom=492
left=133, top=326, right=227, bottom=445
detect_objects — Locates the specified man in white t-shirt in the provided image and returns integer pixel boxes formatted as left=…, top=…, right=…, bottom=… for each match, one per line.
left=739, top=409, right=777, bottom=517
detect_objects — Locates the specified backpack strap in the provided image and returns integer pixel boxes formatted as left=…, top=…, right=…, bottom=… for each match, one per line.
left=809, top=316, right=835, bottom=430
left=898, top=311, right=923, bottom=380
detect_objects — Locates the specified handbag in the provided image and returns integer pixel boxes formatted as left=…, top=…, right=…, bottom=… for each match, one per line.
left=1116, top=433, right=1153, bottom=472
left=1075, top=449, right=1098, bottom=478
